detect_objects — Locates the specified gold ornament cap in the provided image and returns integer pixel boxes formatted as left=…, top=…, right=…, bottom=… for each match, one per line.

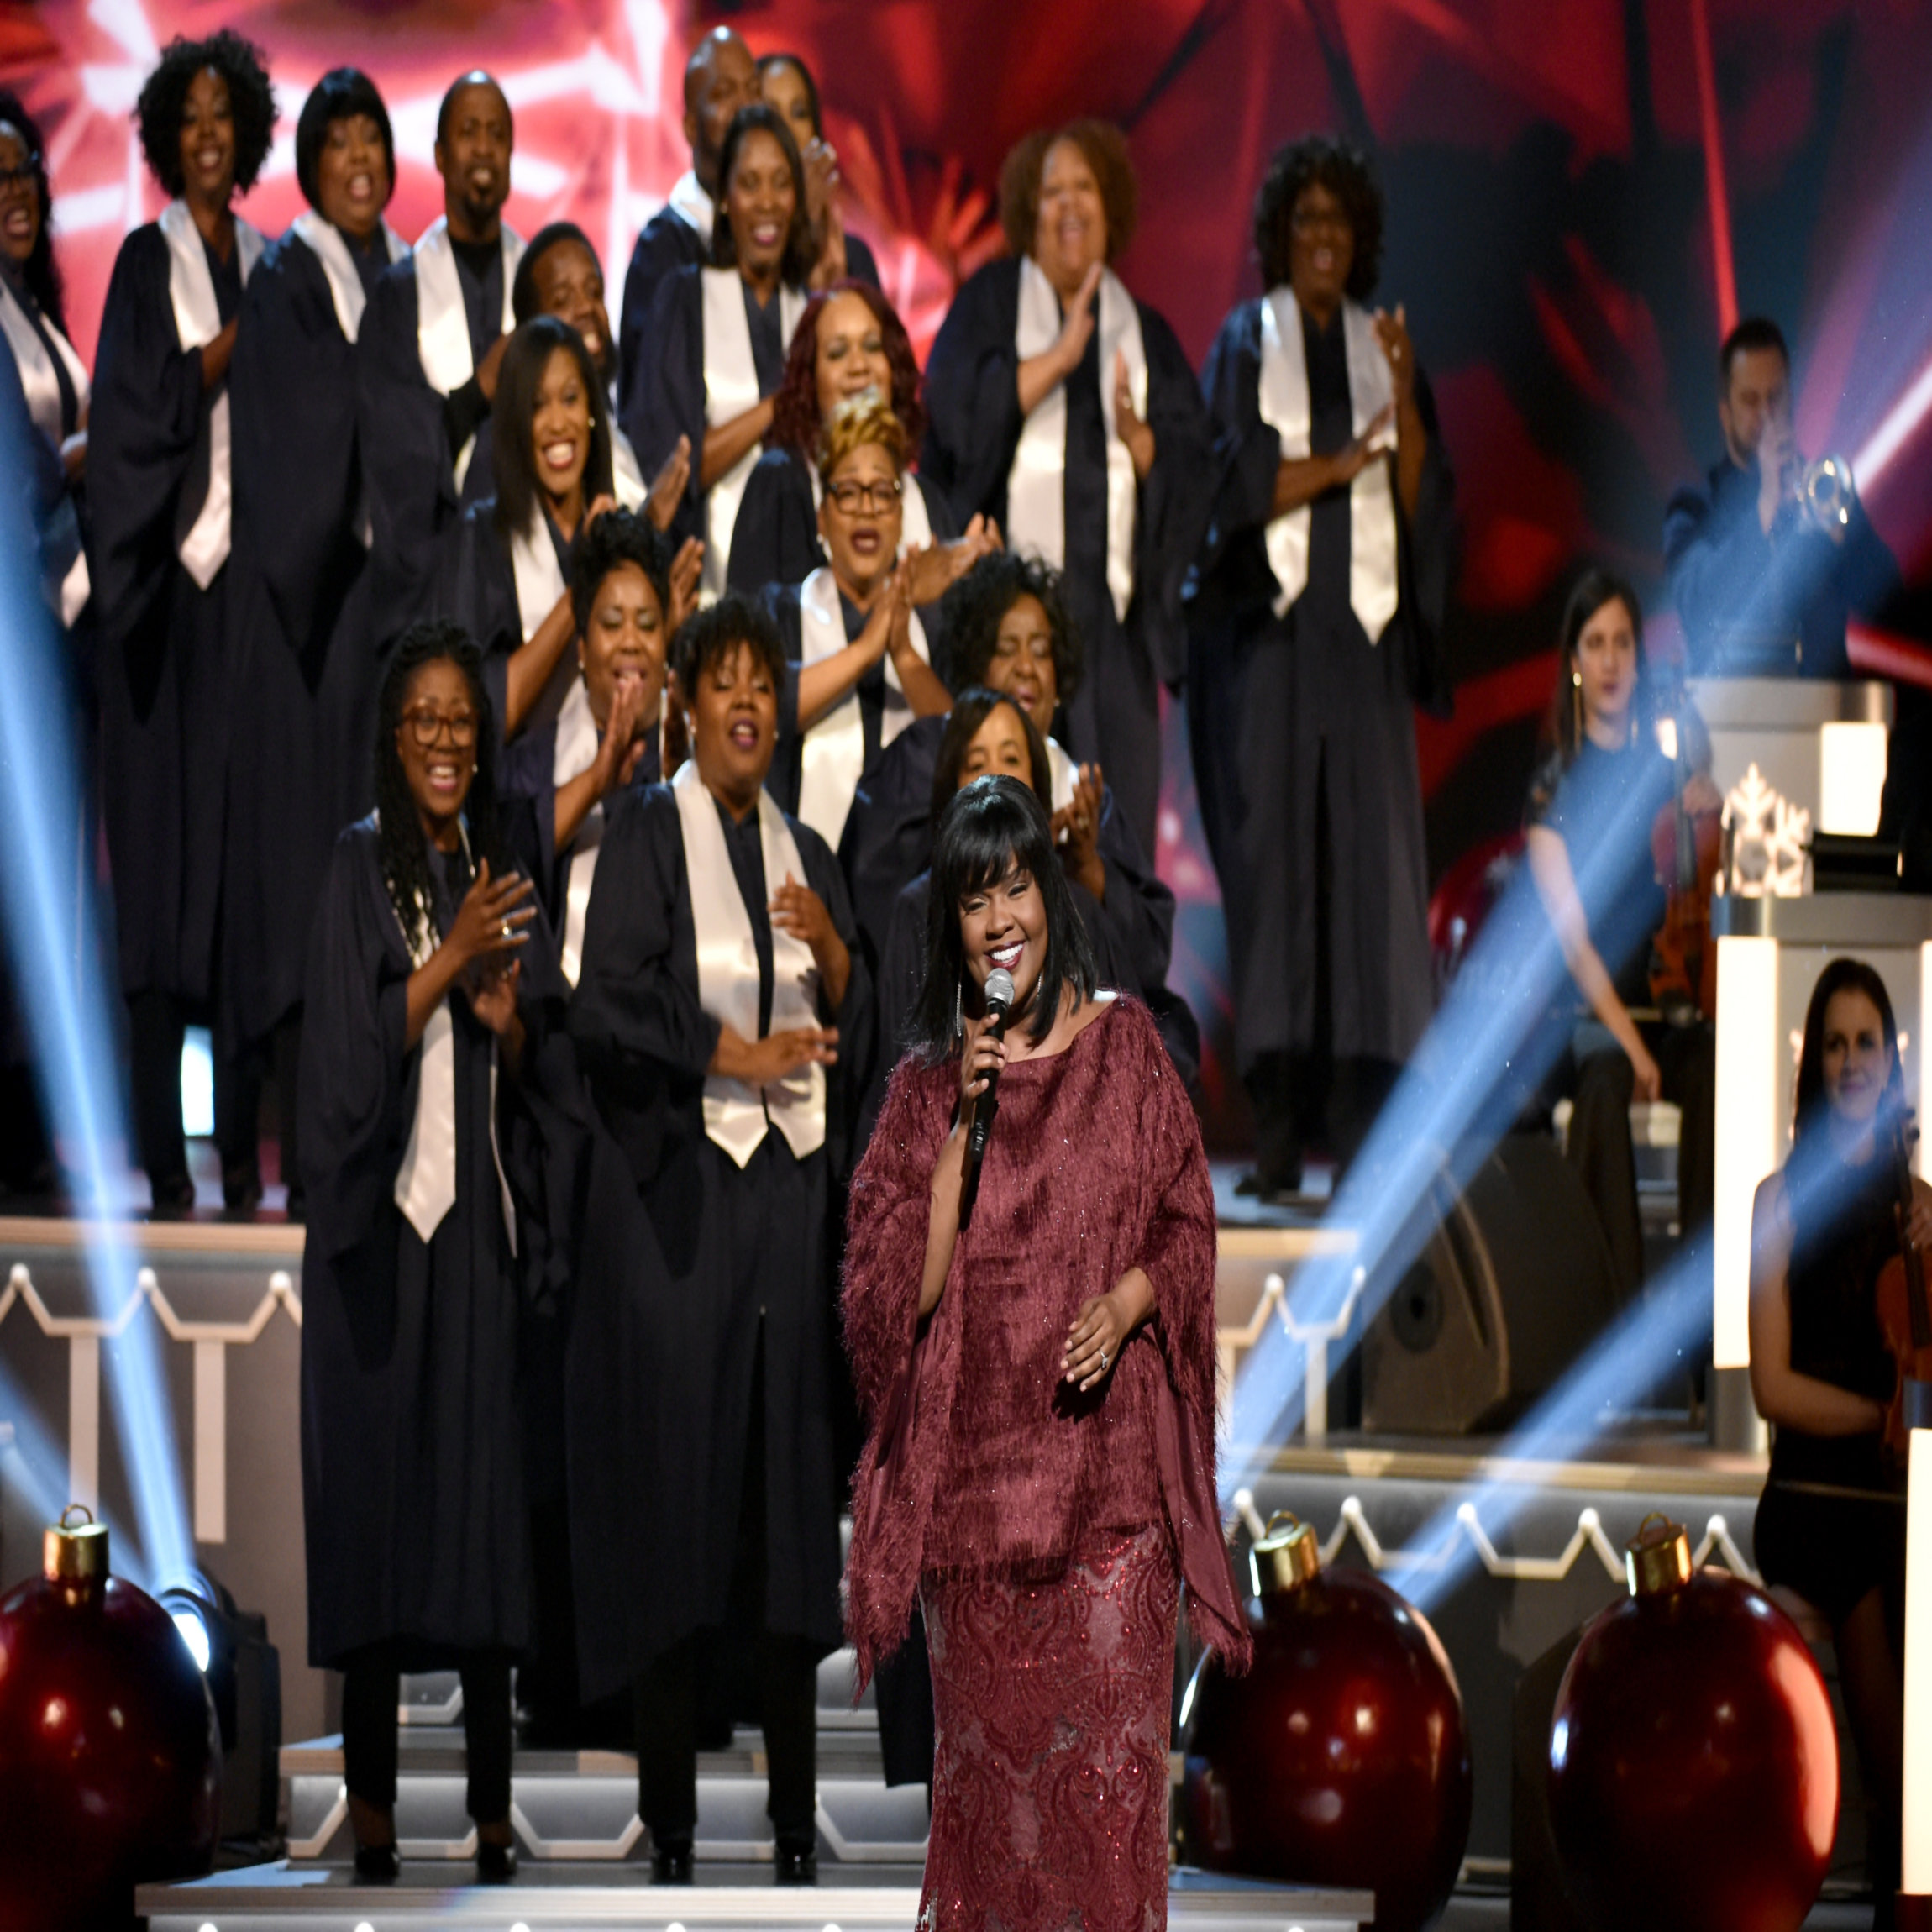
left=1251, top=1511, right=1322, bottom=1596
left=44, top=1503, right=108, bottom=1583
left=1625, top=1512, right=1693, bottom=1599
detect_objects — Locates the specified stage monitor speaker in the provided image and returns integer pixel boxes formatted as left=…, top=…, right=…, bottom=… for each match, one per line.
left=1360, top=1132, right=1624, bottom=1436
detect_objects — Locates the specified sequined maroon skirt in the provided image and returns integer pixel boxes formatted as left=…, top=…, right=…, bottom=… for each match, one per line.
left=918, top=1525, right=1179, bottom=1932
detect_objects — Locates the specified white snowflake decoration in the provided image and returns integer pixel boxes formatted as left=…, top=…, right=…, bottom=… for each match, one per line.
left=1725, top=762, right=1810, bottom=898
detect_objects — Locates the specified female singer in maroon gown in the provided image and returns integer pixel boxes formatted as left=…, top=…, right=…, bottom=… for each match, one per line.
left=843, top=775, right=1247, bottom=1930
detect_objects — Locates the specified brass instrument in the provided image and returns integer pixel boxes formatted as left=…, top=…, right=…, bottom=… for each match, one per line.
left=1798, top=452, right=1856, bottom=542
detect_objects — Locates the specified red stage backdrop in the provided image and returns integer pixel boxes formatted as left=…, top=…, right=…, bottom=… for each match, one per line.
left=9, top=0, right=1932, bottom=1142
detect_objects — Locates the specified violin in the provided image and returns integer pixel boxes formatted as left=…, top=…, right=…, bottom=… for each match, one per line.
left=1874, top=1105, right=1932, bottom=1460
left=1648, top=683, right=1720, bottom=1022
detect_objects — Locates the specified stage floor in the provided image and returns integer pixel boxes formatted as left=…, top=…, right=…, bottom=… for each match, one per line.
left=137, top=1866, right=1375, bottom=1930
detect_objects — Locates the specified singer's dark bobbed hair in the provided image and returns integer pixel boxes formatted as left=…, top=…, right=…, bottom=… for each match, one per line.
left=911, top=774, right=1097, bottom=1059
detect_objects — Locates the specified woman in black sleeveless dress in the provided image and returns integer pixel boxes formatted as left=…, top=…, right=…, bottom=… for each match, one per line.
left=1750, top=957, right=1932, bottom=1921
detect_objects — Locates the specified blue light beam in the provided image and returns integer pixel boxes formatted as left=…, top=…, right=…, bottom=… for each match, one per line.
left=0, top=414, right=196, bottom=1590
left=1222, top=744, right=1706, bottom=1499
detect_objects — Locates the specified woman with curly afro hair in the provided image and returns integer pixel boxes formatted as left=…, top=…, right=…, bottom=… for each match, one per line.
left=86, top=29, right=276, bottom=1213
left=921, top=118, right=1213, bottom=859
left=727, top=278, right=999, bottom=606
left=1187, top=134, right=1456, bottom=1200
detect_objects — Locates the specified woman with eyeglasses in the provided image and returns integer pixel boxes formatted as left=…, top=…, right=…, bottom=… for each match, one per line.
left=759, top=396, right=952, bottom=849
left=223, top=67, right=408, bottom=1215
left=87, top=31, right=276, bottom=1215
left=297, top=619, right=571, bottom=1883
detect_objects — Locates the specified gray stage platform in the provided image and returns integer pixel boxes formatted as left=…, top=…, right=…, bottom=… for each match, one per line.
left=137, top=1867, right=1374, bottom=1931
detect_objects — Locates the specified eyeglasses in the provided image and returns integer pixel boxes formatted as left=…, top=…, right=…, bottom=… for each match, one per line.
left=826, top=476, right=904, bottom=515
left=401, top=706, right=479, bottom=747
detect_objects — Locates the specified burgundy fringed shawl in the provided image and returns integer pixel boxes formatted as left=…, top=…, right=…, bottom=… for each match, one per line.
left=843, top=996, right=1250, bottom=1685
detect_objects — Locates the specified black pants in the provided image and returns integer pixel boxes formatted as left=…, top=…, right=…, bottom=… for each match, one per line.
left=341, top=1642, right=514, bottom=1824
left=126, top=987, right=263, bottom=1205
left=1558, top=1019, right=1714, bottom=1300
left=633, top=1327, right=818, bottom=1852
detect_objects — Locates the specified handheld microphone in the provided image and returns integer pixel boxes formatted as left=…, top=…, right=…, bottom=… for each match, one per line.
left=968, top=967, right=1016, bottom=1163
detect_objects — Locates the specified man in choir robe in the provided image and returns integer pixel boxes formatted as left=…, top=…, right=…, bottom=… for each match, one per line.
left=360, top=71, right=522, bottom=646
left=1188, top=139, right=1454, bottom=1198
left=1664, top=315, right=1898, bottom=678
left=615, top=29, right=759, bottom=422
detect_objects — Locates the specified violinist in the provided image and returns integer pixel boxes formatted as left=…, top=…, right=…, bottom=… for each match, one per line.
left=1750, top=958, right=1932, bottom=1924
left=1523, top=567, right=1716, bottom=1299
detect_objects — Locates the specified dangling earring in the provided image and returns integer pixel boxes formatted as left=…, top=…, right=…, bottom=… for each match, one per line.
left=1571, top=667, right=1583, bottom=746
left=953, top=979, right=964, bottom=1040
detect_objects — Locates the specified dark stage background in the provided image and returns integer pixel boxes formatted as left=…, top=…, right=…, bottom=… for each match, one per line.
left=9, top=0, right=1932, bottom=1144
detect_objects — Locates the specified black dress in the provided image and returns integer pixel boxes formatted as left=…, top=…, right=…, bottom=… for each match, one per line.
left=920, top=256, right=1212, bottom=855
left=1187, top=296, right=1454, bottom=1174
left=223, top=222, right=394, bottom=1058
left=1754, top=1143, right=1907, bottom=1625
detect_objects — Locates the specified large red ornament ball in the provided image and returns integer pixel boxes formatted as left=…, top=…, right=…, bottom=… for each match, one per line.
left=0, top=1513, right=220, bottom=1932
left=1547, top=1519, right=1838, bottom=1932
left=1181, top=1518, right=1473, bottom=1932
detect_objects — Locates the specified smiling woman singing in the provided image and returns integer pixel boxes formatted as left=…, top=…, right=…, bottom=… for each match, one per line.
left=843, top=774, right=1247, bottom=1932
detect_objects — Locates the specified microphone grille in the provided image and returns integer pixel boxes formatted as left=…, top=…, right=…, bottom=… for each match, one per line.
left=984, top=967, right=1016, bottom=1011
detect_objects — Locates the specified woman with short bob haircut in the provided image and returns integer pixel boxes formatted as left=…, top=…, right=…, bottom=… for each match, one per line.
left=843, top=773, right=1247, bottom=1928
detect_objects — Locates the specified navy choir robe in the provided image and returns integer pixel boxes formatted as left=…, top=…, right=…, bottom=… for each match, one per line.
left=564, top=783, right=870, bottom=1698
left=920, top=256, right=1212, bottom=856
left=1185, top=296, right=1455, bottom=1076
left=224, top=221, right=396, bottom=1048
left=297, top=817, right=577, bottom=1668
left=87, top=222, right=243, bottom=1005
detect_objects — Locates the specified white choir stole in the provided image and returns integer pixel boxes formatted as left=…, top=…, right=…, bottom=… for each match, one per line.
left=158, top=201, right=265, bottom=591
left=386, top=825, right=517, bottom=1250
left=288, top=211, right=407, bottom=343
left=551, top=675, right=604, bottom=988
left=672, top=763, right=827, bottom=1167
left=794, top=566, right=931, bottom=850
left=0, top=269, right=92, bottom=625
left=698, top=268, right=805, bottom=603
left=1006, top=255, right=1146, bottom=624
left=412, top=215, right=524, bottom=492
left=507, top=504, right=569, bottom=643
left=1256, top=288, right=1399, bottom=642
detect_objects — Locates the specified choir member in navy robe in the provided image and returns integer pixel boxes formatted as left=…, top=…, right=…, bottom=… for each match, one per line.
left=920, top=122, right=1212, bottom=857
left=0, top=92, right=88, bottom=631
left=1663, top=316, right=1898, bottom=678
left=630, top=103, right=812, bottom=601
left=567, top=595, right=871, bottom=1885
left=728, top=281, right=984, bottom=606
left=359, top=72, right=522, bottom=648
left=87, top=35, right=274, bottom=1213
left=758, top=398, right=953, bottom=842
left=435, top=315, right=620, bottom=747
left=223, top=68, right=407, bottom=1210
left=755, top=51, right=880, bottom=291
left=1187, top=138, right=1454, bottom=1196
left=845, top=552, right=1185, bottom=1075
left=496, top=507, right=675, bottom=980
left=299, top=621, right=569, bottom=1883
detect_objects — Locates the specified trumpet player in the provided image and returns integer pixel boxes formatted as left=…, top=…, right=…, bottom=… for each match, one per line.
left=1665, top=316, right=1897, bottom=678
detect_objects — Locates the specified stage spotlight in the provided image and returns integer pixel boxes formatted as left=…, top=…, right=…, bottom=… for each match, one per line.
left=156, top=1571, right=283, bottom=1856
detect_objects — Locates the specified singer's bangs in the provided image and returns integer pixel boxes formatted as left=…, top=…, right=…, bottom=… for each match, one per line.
left=909, top=775, right=1098, bottom=1058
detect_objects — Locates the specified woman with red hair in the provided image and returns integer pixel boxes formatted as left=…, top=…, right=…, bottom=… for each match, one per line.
left=727, top=279, right=995, bottom=601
